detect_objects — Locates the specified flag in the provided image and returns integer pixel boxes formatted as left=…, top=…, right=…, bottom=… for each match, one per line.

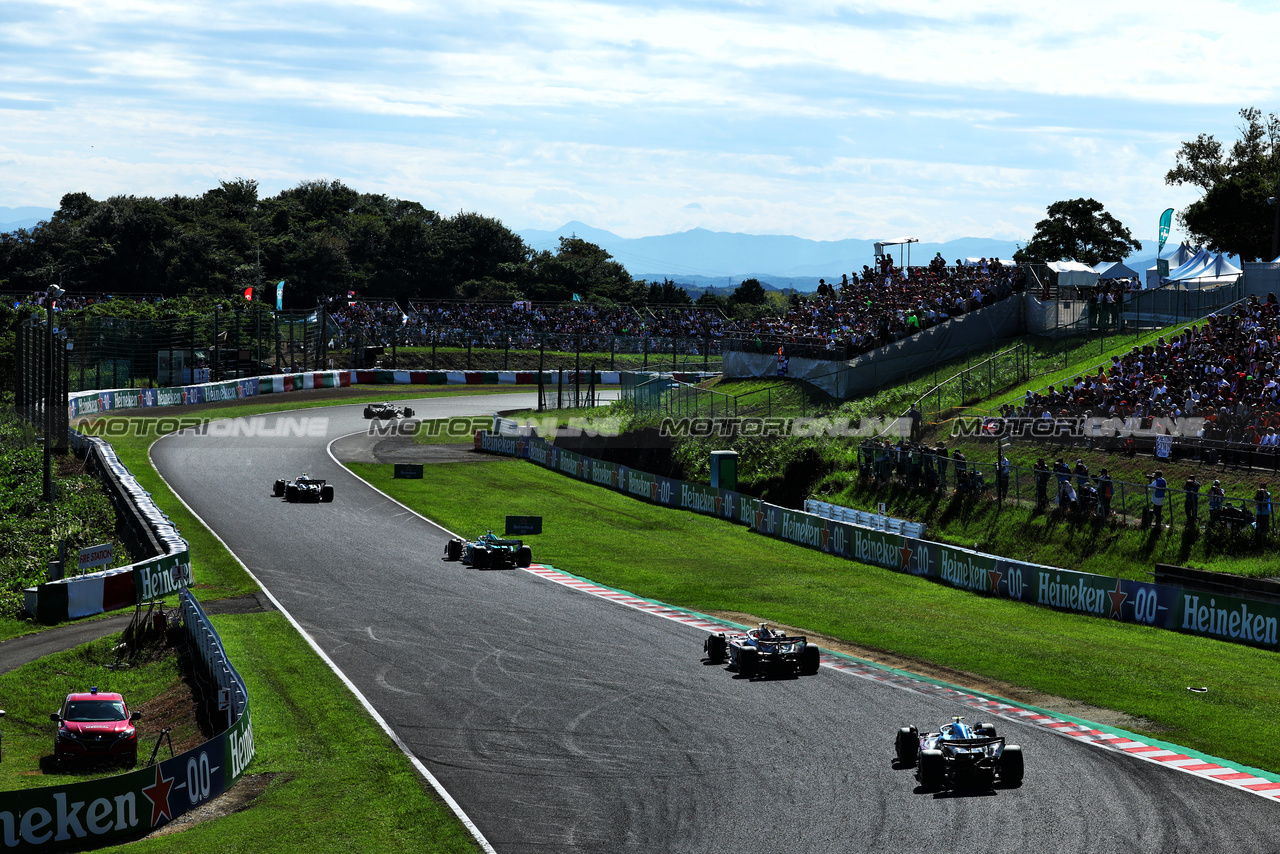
left=1158, top=208, right=1174, bottom=254
left=276, top=280, right=285, bottom=311
left=347, top=290, right=355, bottom=299
left=243, top=286, right=253, bottom=301
left=572, top=293, right=581, bottom=301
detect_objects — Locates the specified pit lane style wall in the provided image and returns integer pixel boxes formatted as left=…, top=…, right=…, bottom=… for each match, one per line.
left=1, top=589, right=255, bottom=851
left=475, top=430, right=1280, bottom=653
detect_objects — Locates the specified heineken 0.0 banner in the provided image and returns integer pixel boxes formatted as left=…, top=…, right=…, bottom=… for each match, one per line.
left=473, top=432, right=1280, bottom=654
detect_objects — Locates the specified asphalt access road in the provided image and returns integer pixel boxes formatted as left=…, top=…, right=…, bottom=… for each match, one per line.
left=151, top=394, right=1280, bottom=853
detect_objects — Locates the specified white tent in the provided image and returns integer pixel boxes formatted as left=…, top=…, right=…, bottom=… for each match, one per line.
left=1047, top=260, right=1099, bottom=294
left=1093, top=261, right=1140, bottom=281
left=1171, top=254, right=1242, bottom=289
left=1166, top=248, right=1215, bottom=281
left=1146, top=243, right=1199, bottom=290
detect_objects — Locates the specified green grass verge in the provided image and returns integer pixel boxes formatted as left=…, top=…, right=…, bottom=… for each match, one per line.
left=0, top=636, right=189, bottom=791
left=349, top=456, right=1280, bottom=773
left=120, top=611, right=481, bottom=854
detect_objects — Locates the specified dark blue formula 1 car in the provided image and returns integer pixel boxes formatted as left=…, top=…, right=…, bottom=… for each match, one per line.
left=443, top=531, right=532, bottom=569
left=894, top=716, right=1024, bottom=790
left=702, top=623, right=820, bottom=678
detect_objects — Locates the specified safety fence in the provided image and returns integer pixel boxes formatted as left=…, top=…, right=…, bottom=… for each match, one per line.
left=474, top=429, right=1280, bottom=653
left=853, top=442, right=1268, bottom=535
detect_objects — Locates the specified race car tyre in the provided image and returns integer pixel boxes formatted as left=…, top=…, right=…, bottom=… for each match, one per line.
left=273, top=479, right=285, bottom=497
left=285, top=485, right=297, bottom=502
left=364, top=407, right=373, bottom=419
left=704, top=634, right=727, bottom=663
left=404, top=408, right=414, bottom=417
left=999, top=745, right=1024, bottom=786
left=918, top=749, right=945, bottom=790
left=445, top=539, right=463, bottom=561
left=321, top=485, right=335, bottom=503
left=976, top=722, right=997, bottom=737
left=895, top=727, right=918, bottom=766
left=737, top=646, right=758, bottom=678
left=473, top=548, right=490, bottom=569
left=800, top=644, right=820, bottom=675
left=515, top=546, right=532, bottom=567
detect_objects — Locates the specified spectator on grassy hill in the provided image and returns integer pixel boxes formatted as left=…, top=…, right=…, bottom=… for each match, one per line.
left=1255, top=483, right=1271, bottom=540
left=1096, top=469, right=1113, bottom=518
left=1208, top=480, right=1226, bottom=523
left=1184, top=474, right=1201, bottom=525
left=1034, top=458, right=1050, bottom=508
left=1149, top=471, right=1168, bottom=528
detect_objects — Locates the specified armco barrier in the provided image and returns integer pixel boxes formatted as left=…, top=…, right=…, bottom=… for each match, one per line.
left=24, top=432, right=192, bottom=623
left=474, top=431, right=1280, bottom=653
left=1, top=588, right=255, bottom=851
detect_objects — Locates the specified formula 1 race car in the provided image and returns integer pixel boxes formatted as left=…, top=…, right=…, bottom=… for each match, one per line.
left=894, top=716, right=1024, bottom=790
left=363, top=402, right=415, bottom=419
left=444, top=532, right=532, bottom=569
left=702, top=623, right=821, bottom=679
left=272, top=474, right=335, bottom=503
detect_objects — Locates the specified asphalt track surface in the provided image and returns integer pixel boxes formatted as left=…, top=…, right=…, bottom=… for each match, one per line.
left=150, top=394, right=1280, bottom=853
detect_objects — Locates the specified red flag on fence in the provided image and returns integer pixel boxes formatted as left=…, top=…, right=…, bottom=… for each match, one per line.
left=243, top=287, right=253, bottom=301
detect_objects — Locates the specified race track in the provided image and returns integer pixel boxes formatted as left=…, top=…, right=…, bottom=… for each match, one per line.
left=151, top=394, right=1280, bottom=853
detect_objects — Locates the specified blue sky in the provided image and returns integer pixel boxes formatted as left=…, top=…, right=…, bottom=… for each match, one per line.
left=3, top=0, right=1278, bottom=243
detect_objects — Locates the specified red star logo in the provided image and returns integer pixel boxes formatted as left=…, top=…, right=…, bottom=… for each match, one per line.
left=651, top=483, right=658, bottom=501
left=820, top=527, right=831, bottom=551
left=716, top=495, right=724, bottom=516
left=899, top=544, right=913, bottom=571
left=756, top=509, right=764, bottom=530
left=142, top=763, right=175, bottom=826
left=1108, top=578, right=1128, bottom=620
left=988, top=568, right=1003, bottom=594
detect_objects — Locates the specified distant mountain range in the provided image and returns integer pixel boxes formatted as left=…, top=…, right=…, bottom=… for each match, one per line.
left=518, top=221, right=1170, bottom=293
left=4, top=208, right=1182, bottom=293
left=0, top=206, right=54, bottom=233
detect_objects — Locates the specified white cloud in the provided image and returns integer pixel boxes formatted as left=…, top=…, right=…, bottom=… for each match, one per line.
left=1, top=0, right=1276, bottom=242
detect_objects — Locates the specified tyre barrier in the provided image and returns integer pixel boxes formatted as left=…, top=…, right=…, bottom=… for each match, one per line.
left=24, top=431, right=192, bottom=623
left=474, top=430, right=1280, bottom=654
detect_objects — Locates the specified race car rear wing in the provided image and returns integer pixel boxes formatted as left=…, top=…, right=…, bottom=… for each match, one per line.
left=939, top=737, right=1004, bottom=750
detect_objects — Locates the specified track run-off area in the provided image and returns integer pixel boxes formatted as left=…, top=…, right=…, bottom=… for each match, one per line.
left=149, top=393, right=1280, bottom=853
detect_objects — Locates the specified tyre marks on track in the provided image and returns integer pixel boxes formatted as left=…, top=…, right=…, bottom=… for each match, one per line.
left=523, top=562, right=1280, bottom=804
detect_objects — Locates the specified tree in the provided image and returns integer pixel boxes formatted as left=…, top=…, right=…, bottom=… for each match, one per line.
left=731, top=278, right=768, bottom=306
left=1013, top=198, right=1142, bottom=266
left=1166, top=107, right=1280, bottom=261
left=646, top=278, right=691, bottom=305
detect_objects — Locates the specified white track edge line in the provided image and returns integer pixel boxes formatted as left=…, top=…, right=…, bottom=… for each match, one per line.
left=150, top=431, right=499, bottom=854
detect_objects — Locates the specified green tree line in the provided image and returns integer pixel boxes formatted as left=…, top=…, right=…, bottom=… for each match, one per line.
left=0, top=179, right=686, bottom=308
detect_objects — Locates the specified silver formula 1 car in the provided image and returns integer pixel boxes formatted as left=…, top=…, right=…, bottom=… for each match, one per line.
left=702, top=623, right=820, bottom=678
left=895, top=716, right=1024, bottom=790
left=272, top=474, right=335, bottom=503
left=364, top=402, right=415, bottom=419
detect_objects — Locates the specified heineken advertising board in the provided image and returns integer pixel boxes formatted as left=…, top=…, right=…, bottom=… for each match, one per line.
left=470, top=432, right=1280, bottom=653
